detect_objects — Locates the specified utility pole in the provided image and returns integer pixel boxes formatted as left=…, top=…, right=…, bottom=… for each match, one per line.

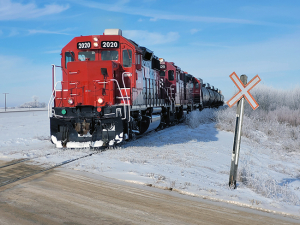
left=3, top=93, right=9, bottom=112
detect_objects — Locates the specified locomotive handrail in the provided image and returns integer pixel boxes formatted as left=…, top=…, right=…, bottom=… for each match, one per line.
left=110, top=79, right=128, bottom=121
left=170, top=84, right=176, bottom=100
left=93, top=81, right=109, bottom=84
left=93, top=79, right=129, bottom=121
left=122, top=72, right=132, bottom=122
left=48, top=81, right=63, bottom=118
left=122, top=72, right=132, bottom=105
left=166, top=88, right=172, bottom=104
left=166, top=84, right=176, bottom=103
left=68, top=81, right=80, bottom=104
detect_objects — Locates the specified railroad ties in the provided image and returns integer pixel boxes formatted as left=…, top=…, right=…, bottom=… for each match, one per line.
left=0, top=152, right=97, bottom=189
left=0, top=119, right=186, bottom=189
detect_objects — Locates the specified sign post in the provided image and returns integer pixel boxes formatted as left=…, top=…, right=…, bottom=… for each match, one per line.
left=227, top=72, right=261, bottom=188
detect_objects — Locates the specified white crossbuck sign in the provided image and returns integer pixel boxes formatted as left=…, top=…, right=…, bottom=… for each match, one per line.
left=227, top=72, right=261, bottom=110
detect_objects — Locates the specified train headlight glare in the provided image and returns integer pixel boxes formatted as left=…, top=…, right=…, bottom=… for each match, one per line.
left=93, top=37, right=98, bottom=42
left=68, top=98, right=74, bottom=105
left=98, top=97, right=104, bottom=104
left=93, top=42, right=99, bottom=47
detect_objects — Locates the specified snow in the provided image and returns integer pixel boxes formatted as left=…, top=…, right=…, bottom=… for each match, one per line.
left=0, top=107, right=47, bottom=112
left=0, top=110, right=300, bottom=218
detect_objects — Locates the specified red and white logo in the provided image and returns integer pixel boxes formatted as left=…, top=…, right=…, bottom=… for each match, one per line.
left=227, top=72, right=261, bottom=110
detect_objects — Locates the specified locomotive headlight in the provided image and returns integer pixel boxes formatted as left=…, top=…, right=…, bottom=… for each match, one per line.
left=93, top=37, right=98, bottom=42
left=97, top=97, right=104, bottom=105
left=68, top=98, right=74, bottom=105
left=93, top=42, right=99, bottom=47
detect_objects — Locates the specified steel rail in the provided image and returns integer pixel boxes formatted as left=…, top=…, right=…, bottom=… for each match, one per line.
left=0, top=118, right=186, bottom=188
left=0, top=151, right=98, bottom=188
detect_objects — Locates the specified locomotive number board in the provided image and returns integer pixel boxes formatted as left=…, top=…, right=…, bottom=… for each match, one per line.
left=160, top=64, right=166, bottom=69
left=101, top=41, right=119, bottom=48
left=77, top=41, right=91, bottom=49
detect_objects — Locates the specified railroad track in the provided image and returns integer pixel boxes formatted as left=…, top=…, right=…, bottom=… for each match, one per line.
left=0, top=151, right=99, bottom=188
left=0, top=122, right=181, bottom=189
left=0, top=154, right=52, bottom=169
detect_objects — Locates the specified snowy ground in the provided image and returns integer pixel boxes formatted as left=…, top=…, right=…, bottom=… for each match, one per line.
left=0, top=107, right=47, bottom=112
left=0, top=110, right=299, bottom=218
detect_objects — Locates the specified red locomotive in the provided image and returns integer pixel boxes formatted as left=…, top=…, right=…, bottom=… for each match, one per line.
left=49, top=29, right=224, bottom=148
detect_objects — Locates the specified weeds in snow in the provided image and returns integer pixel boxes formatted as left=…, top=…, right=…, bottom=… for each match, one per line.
left=215, top=84, right=300, bottom=152
left=185, top=108, right=217, bottom=128
left=238, top=163, right=300, bottom=205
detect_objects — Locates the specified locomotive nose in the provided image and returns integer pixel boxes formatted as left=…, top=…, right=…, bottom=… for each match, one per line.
left=65, top=61, right=117, bottom=107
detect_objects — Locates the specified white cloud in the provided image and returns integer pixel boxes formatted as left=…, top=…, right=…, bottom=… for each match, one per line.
left=142, top=0, right=157, bottom=2
left=70, top=0, right=266, bottom=25
left=123, top=30, right=179, bottom=45
left=149, top=18, right=158, bottom=22
left=8, top=28, right=19, bottom=37
left=45, top=50, right=61, bottom=54
left=190, top=29, right=200, bottom=34
left=191, top=42, right=230, bottom=48
left=28, top=29, right=70, bottom=35
left=0, top=0, right=69, bottom=20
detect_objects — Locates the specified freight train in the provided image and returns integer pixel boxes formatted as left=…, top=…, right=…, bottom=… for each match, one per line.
left=49, top=29, right=224, bottom=148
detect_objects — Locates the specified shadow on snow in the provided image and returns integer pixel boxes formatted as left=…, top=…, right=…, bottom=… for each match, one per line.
left=122, top=122, right=219, bottom=148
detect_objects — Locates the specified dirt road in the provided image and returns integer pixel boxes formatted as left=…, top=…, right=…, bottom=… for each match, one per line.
left=0, top=161, right=298, bottom=225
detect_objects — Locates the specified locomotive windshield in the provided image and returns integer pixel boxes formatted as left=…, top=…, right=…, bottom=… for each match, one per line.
left=78, top=51, right=95, bottom=61
left=101, top=50, right=119, bottom=60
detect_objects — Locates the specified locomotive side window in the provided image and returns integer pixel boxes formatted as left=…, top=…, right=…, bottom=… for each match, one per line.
left=136, top=54, right=142, bottom=70
left=101, top=50, right=119, bottom=60
left=78, top=51, right=95, bottom=61
left=160, top=70, right=165, bottom=77
left=195, top=83, right=199, bottom=89
left=123, top=49, right=132, bottom=67
left=168, top=70, right=174, bottom=81
left=65, top=51, right=75, bottom=68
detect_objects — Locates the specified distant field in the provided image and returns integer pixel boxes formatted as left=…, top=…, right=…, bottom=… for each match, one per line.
left=0, top=108, right=47, bottom=113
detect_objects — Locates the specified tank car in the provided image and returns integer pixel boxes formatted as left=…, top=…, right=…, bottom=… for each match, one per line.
left=49, top=29, right=224, bottom=148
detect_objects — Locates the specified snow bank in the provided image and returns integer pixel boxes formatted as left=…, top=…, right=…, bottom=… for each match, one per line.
left=0, top=109, right=300, bottom=218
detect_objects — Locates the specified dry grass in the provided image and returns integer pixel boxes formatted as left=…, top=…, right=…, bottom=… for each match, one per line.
left=216, top=85, right=300, bottom=152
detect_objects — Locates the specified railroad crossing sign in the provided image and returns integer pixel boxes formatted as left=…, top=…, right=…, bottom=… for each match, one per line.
left=227, top=72, right=261, bottom=110
left=228, top=73, right=261, bottom=189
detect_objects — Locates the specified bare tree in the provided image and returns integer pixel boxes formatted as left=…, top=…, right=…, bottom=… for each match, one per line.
left=32, top=96, right=39, bottom=108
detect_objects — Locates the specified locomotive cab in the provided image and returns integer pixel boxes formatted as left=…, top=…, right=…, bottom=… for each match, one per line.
left=192, top=78, right=203, bottom=110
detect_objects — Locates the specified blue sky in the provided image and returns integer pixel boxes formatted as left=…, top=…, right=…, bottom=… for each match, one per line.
left=0, top=0, right=299, bottom=107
